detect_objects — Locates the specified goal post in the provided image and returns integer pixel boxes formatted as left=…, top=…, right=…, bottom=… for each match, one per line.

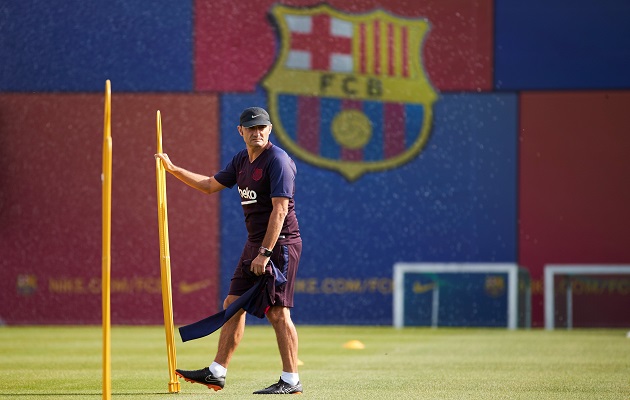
left=393, top=263, right=530, bottom=329
left=544, top=264, right=630, bottom=330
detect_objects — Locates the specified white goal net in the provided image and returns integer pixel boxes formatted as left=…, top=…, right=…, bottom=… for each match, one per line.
left=393, top=263, right=530, bottom=329
left=544, top=264, right=630, bottom=330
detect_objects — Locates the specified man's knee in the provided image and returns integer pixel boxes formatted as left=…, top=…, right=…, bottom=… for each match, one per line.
left=223, top=295, right=240, bottom=310
left=266, top=306, right=291, bottom=324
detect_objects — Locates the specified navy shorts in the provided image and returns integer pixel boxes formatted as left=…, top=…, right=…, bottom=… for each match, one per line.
left=228, top=240, right=302, bottom=308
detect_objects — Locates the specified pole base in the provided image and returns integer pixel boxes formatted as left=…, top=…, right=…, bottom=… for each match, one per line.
left=168, top=381, right=181, bottom=393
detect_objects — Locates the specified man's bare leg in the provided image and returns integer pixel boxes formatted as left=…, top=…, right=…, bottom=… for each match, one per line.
left=175, top=295, right=244, bottom=391
left=251, top=305, right=302, bottom=394
left=266, top=306, right=299, bottom=373
left=214, top=295, right=246, bottom=368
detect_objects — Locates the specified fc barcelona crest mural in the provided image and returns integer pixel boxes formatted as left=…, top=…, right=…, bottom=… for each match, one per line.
left=263, top=4, right=438, bottom=181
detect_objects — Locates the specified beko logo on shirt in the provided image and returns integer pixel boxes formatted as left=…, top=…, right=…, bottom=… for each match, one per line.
left=238, top=187, right=257, bottom=205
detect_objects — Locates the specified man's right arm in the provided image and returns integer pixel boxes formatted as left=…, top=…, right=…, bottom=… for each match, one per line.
left=155, top=153, right=226, bottom=194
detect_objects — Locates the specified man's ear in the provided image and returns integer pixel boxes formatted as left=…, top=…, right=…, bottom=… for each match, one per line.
left=237, top=125, right=244, bottom=136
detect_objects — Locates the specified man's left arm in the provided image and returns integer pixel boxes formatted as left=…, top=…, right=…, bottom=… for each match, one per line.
left=251, top=196, right=289, bottom=276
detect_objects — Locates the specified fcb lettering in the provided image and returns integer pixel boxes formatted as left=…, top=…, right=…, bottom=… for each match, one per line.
left=319, top=73, right=383, bottom=97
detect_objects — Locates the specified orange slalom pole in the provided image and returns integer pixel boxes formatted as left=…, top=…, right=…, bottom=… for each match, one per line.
left=101, top=80, right=112, bottom=400
left=155, top=110, right=180, bottom=393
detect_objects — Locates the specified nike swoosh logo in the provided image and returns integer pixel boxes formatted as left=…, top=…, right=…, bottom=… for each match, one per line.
left=413, top=281, right=436, bottom=294
left=179, top=279, right=212, bottom=294
left=251, top=114, right=262, bottom=119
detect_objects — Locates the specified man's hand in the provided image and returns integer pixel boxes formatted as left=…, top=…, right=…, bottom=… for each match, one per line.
left=153, top=153, right=226, bottom=194
left=154, top=153, right=176, bottom=172
left=251, top=254, right=269, bottom=276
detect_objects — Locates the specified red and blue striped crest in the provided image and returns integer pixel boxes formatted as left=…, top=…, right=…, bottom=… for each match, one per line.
left=263, top=4, right=438, bottom=181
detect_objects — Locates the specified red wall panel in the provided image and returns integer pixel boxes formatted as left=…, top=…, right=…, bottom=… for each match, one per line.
left=519, top=91, right=630, bottom=327
left=0, top=93, right=220, bottom=324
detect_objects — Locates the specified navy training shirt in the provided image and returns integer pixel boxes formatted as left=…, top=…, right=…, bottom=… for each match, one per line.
left=214, top=142, right=300, bottom=244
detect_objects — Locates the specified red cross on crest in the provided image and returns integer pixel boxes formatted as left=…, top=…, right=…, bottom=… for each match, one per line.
left=288, top=14, right=352, bottom=71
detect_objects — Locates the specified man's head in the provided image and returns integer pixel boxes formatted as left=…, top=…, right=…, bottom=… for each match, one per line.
left=238, top=107, right=273, bottom=150
left=239, top=107, right=271, bottom=128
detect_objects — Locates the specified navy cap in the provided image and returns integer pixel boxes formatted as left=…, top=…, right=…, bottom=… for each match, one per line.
left=239, top=107, right=271, bottom=128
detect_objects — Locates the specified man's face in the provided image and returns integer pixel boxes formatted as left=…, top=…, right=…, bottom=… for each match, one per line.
left=238, top=124, right=272, bottom=149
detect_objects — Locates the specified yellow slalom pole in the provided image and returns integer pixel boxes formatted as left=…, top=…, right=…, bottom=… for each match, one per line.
left=155, top=110, right=181, bottom=393
left=102, top=80, right=112, bottom=400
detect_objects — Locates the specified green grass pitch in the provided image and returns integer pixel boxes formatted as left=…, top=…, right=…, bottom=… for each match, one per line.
left=0, top=325, right=629, bottom=399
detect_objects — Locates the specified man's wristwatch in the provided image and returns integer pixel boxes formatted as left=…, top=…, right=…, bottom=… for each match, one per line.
left=258, top=246, right=273, bottom=257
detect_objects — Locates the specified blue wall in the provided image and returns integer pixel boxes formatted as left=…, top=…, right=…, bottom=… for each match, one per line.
left=494, top=0, right=630, bottom=90
left=219, top=90, right=518, bottom=324
left=0, top=0, right=193, bottom=91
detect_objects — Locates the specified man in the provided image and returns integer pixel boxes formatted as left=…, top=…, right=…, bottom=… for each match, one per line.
left=154, top=107, right=303, bottom=395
